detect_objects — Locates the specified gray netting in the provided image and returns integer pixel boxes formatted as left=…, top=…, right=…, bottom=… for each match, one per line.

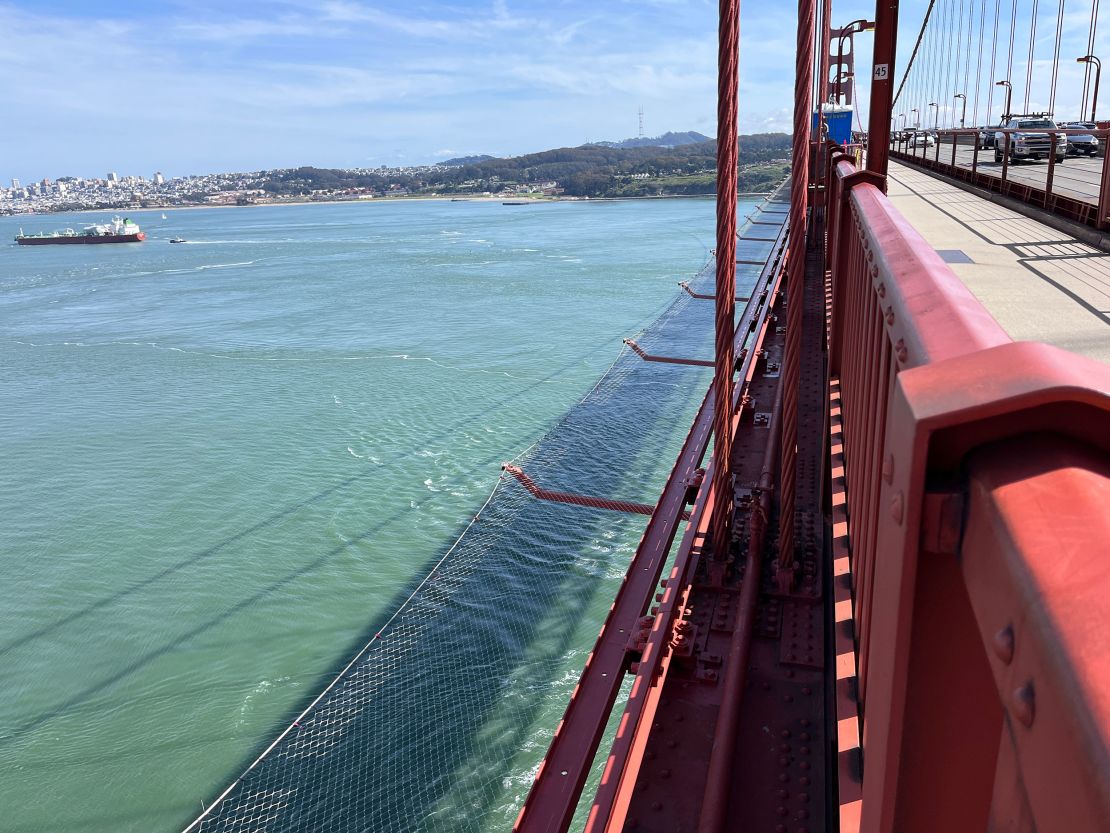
left=185, top=197, right=788, bottom=833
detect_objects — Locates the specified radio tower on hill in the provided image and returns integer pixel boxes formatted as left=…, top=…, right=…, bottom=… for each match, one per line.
left=638, top=105, right=644, bottom=138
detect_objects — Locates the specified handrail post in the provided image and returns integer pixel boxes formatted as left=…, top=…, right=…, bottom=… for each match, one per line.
left=1046, top=130, right=1057, bottom=203
left=1098, top=131, right=1110, bottom=228
left=972, top=132, right=979, bottom=173
left=1001, top=132, right=1011, bottom=183
left=951, top=131, right=957, bottom=167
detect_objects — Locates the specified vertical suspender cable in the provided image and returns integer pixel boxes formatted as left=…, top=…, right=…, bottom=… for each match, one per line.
left=1006, top=0, right=1018, bottom=117
left=987, top=0, right=1001, bottom=121
left=1048, top=0, right=1066, bottom=114
left=1024, top=0, right=1039, bottom=113
left=975, top=0, right=990, bottom=125
left=963, top=0, right=974, bottom=121
left=778, top=0, right=814, bottom=583
left=929, top=0, right=941, bottom=123
left=1083, top=0, right=1101, bottom=117
left=939, top=0, right=952, bottom=124
left=892, top=0, right=938, bottom=106
left=710, top=0, right=739, bottom=561
left=952, top=0, right=966, bottom=127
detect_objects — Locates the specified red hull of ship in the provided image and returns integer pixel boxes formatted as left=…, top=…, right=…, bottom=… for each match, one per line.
left=16, top=232, right=145, bottom=245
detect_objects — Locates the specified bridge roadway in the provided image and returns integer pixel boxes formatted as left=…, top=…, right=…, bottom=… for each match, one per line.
left=886, top=160, right=1110, bottom=363
left=897, top=142, right=1104, bottom=205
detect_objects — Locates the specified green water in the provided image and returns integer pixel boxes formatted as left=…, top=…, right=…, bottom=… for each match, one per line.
left=0, top=197, right=754, bottom=831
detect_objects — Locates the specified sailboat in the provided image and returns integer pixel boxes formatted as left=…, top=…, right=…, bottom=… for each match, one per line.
left=161, top=213, right=168, bottom=220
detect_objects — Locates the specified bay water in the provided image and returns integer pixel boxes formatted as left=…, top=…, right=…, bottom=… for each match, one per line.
left=0, top=196, right=754, bottom=832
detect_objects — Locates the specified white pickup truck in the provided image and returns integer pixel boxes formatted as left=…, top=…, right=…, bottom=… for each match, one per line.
left=994, top=117, right=1068, bottom=164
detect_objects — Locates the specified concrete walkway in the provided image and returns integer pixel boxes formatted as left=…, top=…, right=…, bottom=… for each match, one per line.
left=886, top=162, right=1110, bottom=363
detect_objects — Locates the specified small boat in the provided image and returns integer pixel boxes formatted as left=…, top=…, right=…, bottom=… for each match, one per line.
left=502, top=201, right=530, bottom=206
left=169, top=238, right=187, bottom=244
left=161, top=213, right=168, bottom=220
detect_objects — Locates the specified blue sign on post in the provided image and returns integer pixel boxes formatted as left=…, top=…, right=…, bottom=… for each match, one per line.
left=812, top=110, right=854, bottom=145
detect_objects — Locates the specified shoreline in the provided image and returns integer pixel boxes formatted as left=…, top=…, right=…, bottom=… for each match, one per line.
left=3, top=189, right=777, bottom=219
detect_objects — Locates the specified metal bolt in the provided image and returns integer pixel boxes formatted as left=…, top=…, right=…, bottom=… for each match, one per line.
left=993, top=625, right=1015, bottom=665
left=1012, top=682, right=1036, bottom=727
left=890, top=491, right=905, bottom=524
left=885, top=306, right=895, bottom=325
left=882, top=454, right=894, bottom=484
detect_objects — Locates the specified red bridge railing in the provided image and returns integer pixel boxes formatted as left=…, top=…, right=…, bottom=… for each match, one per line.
left=826, top=149, right=1110, bottom=832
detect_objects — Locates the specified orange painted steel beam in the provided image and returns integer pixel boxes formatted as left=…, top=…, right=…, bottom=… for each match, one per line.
left=963, top=437, right=1110, bottom=833
left=825, top=150, right=1110, bottom=833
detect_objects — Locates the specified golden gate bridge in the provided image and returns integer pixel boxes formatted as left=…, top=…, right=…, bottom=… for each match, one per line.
left=186, top=0, right=1110, bottom=831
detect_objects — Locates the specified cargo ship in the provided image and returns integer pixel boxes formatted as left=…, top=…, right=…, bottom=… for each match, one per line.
left=15, top=216, right=145, bottom=245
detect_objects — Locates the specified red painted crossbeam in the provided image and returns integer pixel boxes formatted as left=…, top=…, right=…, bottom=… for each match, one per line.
left=623, top=338, right=715, bottom=367
left=502, top=465, right=691, bottom=521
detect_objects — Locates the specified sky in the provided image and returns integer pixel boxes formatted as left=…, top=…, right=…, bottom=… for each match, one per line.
left=0, top=0, right=1103, bottom=182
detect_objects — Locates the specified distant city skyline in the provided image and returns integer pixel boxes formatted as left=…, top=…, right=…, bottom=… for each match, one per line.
left=3, top=0, right=1107, bottom=183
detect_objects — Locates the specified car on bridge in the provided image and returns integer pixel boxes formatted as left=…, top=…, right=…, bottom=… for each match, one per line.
left=907, top=130, right=936, bottom=149
left=978, top=125, right=1000, bottom=149
left=994, top=117, right=1068, bottom=163
left=1061, top=122, right=1100, bottom=156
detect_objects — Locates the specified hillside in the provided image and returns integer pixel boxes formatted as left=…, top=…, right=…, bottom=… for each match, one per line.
left=256, top=133, right=791, bottom=199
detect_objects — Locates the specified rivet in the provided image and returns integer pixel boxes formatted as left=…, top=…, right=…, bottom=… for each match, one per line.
left=882, top=453, right=894, bottom=484
left=993, top=625, right=1015, bottom=665
left=877, top=283, right=887, bottom=298
left=1012, top=682, right=1036, bottom=727
left=885, top=306, right=895, bottom=325
left=651, top=800, right=662, bottom=811
left=895, top=338, right=908, bottom=364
